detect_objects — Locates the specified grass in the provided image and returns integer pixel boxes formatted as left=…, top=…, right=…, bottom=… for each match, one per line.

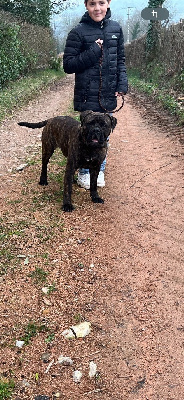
left=0, top=149, right=66, bottom=276
left=128, top=68, right=184, bottom=125
left=0, top=68, right=65, bottom=123
left=0, top=379, right=15, bottom=400
left=29, top=267, right=48, bottom=284
left=0, top=69, right=66, bottom=277
left=0, top=220, right=22, bottom=275
left=46, top=283, right=56, bottom=294
left=20, top=322, right=48, bottom=345
left=45, top=332, right=55, bottom=343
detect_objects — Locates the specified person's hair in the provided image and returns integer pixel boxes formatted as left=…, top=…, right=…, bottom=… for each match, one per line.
left=84, top=0, right=110, bottom=3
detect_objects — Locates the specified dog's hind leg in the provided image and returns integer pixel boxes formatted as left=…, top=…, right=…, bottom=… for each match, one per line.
left=39, top=143, right=54, bottom=186
left=62, top=159, right=76, bottom=212
left=90, top=168, right=104, bottom=204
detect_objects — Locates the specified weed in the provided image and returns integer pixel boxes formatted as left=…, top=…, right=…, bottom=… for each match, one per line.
left=29, top=267, right=48, bottom=284
left=0, top=246, right=16, bottom=275
left=57, top=159, right=67, bottom=168
left=41, top=253, right=49, bottom=261
left=73, top=313, right=83, bottom=323
left=35, top=373, right=39, bottom=382
left=25, top=159, right=37, bottom=167
left=20, top=322, right=48, bottom=345
left=0, top=378, right=15, bottom=399
left=78, top=262, right=84, bottom=269
left=50, top=148, right=66, bottom=163
left=7, top=199, right=22, bottom=205
left=48, top=172, right=63, bottom=186
left=47, top=283, right=56, bottom=294
left=157, top=93, right=179, bottom=114
left=0, top=220, right=27, bottom=239
left=0, top=249, right=14, bottom=262
left=128, top=68, right=184, bottom=125
left=32, top=192, right=56, bottom=210
left=45, top=332, right=55, bottom=343
left=0, top=220, right=26, bottom=275
left=67, top=102, right=80, bottom=120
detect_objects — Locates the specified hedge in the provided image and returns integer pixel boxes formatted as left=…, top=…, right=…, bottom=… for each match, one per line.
left=0, top=10, right=56, bottom=89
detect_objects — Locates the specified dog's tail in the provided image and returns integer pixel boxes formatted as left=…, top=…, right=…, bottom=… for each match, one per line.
left=18, top=120, right=48, bottom=129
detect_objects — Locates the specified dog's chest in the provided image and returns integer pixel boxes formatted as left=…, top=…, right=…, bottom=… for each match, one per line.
left=78, top=147, right=106, bottom=169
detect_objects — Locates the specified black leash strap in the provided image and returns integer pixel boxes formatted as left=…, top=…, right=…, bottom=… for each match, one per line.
left=98, top=46, right=124, bottom=114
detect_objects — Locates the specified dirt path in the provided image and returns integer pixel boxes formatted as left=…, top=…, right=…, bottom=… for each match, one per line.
left=0, top=75, right=184, bottom=400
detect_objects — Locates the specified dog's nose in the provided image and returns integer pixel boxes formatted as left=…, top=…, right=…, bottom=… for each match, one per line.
left=93, top=127, right=101, bottom=134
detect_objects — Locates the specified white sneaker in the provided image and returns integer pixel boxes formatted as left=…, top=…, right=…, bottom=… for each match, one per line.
left=97, top=171, right=105, bottom=187
left=77, top=173, right=90, bottom=189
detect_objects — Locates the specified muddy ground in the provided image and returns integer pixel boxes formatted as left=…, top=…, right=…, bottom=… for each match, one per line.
left=0, top=74, right=184, bottom=400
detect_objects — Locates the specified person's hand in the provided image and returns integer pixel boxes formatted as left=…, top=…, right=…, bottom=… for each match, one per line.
left=115, top=92, right=125, bottom=97
left=95, top=39, right=103, bottom=48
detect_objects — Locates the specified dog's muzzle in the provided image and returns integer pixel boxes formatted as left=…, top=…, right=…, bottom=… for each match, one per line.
left=87, top=128, right=105, bottom=146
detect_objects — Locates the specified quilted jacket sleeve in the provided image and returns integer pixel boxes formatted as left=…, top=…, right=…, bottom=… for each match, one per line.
left=63, top=27, right=102, bottom=74
left=116, top=28, right=128, bottom=94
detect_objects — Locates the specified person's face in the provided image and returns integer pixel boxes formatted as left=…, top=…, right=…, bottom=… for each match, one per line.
left=85, top=0, right=111, bottom=22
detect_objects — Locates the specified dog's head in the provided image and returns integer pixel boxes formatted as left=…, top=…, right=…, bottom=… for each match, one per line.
left=80, top=111, right=117, bottom=148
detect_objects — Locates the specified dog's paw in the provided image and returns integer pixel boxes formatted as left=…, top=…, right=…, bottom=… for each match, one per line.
left=39, top=179, right=48, bottom=186
left=63, top=203, right=74, bottom=212
left=92, top=197, right=104, bottom=204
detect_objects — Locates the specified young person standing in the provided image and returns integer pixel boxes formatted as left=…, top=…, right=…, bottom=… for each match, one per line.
left=63, top=0, right=128, bottom=189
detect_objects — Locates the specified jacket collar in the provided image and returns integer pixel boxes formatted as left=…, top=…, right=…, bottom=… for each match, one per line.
left=80, top=8, right=111, bottom=27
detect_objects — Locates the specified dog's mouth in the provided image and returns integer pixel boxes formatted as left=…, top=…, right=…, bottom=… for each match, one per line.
left=90, top=133, right=104, bottom=145
left=85, top=128, right=108, bottom=147
left=90, top=138, right=105, bottom=147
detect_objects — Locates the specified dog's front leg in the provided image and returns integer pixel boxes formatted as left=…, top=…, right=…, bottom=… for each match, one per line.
left=90, top=168, right=104, bottom=204
left=62, top=159, right=75, bottom=212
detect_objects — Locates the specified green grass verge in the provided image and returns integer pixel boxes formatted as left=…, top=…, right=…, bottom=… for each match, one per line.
left=128, top=69, right=184, bottom=125
left=0, top=68, right=65, bottom=123
left=0, top=379, right=15, bottom=400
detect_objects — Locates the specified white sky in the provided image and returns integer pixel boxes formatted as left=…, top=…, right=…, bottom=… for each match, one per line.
left=76, top=0, right=184, bottom=22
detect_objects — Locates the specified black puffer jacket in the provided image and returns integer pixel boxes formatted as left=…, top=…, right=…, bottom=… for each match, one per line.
left=63, top=9, right=128, bottom=112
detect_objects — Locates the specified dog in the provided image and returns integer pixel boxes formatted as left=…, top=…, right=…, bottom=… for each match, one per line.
left=18, top=111, right=117, bottom=211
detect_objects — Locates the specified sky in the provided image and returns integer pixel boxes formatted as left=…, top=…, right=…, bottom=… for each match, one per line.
left=52, top=0, right=184, bottom=36
left=59, top=0, right=184, bottom=23
left=109, top=0, right=184, bottom=21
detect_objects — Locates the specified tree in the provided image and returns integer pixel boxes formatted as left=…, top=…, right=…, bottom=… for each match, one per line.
left=51, top=0, right=79, bottom=13
left=55, top=12, right=80, bottom=51
left=0, top=0, right=52, bottom=27
left=131, top=21, right=141, bottom=40
left=146, top=0, right=165, bottom=57
left=0, top=0, right=79, bottom=27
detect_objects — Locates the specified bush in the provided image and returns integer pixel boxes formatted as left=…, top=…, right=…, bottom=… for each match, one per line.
left=0, top=10, right=57, bottom=88
left=49, top=56, right=62, bottom=71
left=0, top=22, right=27, bottom=87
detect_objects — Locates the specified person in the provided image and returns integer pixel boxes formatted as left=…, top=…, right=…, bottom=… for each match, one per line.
left=63, top=0, right=128, bottom=189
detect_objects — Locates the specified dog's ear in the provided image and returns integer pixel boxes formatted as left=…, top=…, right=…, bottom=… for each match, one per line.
left=80, top=110, right=93, bottom=125
left=110, top=116, right=117, bottom=131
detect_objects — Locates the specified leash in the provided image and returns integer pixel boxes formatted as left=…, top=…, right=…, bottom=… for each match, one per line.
left=98, top=45, right=124, bottom=114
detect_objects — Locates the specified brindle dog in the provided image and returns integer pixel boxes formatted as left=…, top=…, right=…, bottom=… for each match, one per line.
left=18, top=111, right=117, bottom=212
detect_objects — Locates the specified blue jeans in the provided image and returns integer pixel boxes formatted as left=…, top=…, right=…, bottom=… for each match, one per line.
left=79, top=157, right=106, bottom=174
